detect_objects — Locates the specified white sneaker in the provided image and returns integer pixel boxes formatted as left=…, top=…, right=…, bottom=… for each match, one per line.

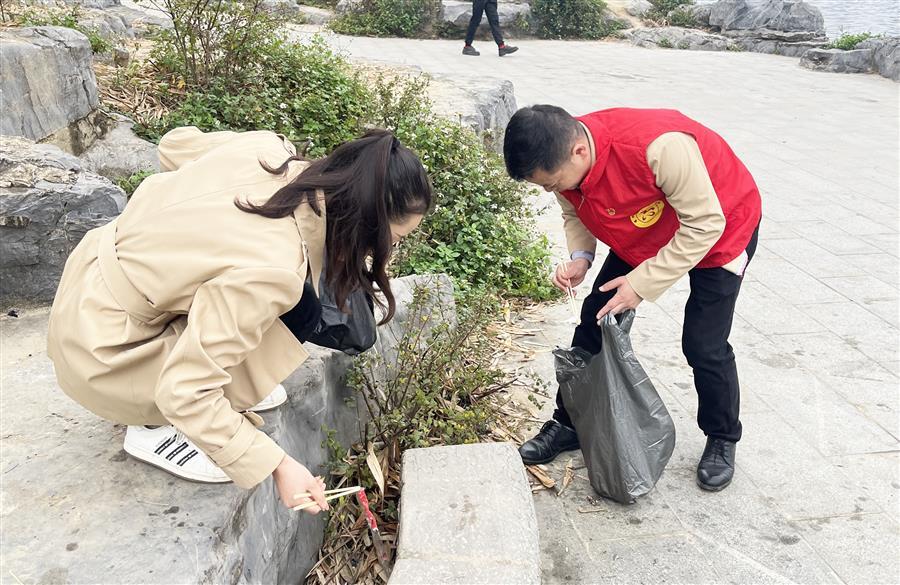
left=248, top=383, right=288, bottom=412
left=123, top=425, right=231, bottom=483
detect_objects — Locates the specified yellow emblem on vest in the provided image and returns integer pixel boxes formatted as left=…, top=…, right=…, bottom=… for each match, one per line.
left=630, top=200, right=664, bottom=228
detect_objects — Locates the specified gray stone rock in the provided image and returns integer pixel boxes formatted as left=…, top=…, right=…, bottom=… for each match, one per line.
left=0, top=27, right=99, bottom=143
left=626, top=0, right=652, bottom=18
left=390, top=443, right=541, bottom=585
left=707, top=0, right=824, bottom=34
left=800, top=47, right=876, bottom=74
left=427, top=74, right=517, bottom=153
left=0, top=136, right=126, bottom=305
left=858, top=37, right=900, bottom=81
left=297, top=5, right=336, bottom=24
left=690, top=2, right=714, bottom=26
left=261, top=0, right=303, bottom=16
left=79, top=115, right=161, bottom=180
left=440, top=0, right=530, bottom=30
left=628, top=26, right=733, bottom=51
left=335, top=0, right=364, bottom=14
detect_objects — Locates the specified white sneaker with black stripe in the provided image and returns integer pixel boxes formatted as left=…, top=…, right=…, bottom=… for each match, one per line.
left=123, top=425, right=230, bottom=483
left=248, top=383, right=288, bottom=412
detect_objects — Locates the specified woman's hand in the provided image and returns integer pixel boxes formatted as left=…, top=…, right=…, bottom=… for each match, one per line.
left=552, top=258, right=590, bottom=294
left=273, top=455, right=329, bottom=513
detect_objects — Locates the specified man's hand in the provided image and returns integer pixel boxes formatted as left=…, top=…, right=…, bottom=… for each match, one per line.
left=596, top=276, right=643, bottom=321
left=552, top=258, right=590, bottom=294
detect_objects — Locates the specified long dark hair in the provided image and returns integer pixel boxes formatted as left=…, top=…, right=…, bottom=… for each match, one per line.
left=236, top=130, right=432, bottom=323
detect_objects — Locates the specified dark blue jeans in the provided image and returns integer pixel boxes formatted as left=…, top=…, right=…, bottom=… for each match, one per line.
left=553, top=225, right=760, bottom=443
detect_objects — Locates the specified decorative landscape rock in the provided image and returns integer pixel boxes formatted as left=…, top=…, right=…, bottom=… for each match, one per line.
left=79, top=114, right=160, bottom=180
left=440, top=0, right=531, bottom=30
left=858, top=37, right=900, bottom=81
left=427, top=74, right=517, bottom=153
left=626, top=0, right=652, bottom=18
left=627, top=26, right=733, bottom=51
left=0, top=136, right=126, bottom=306
left=799, top=47, right=876, bottom=74
left=693, top=0, right=828, bottom=57
left=0, top=26, right=99, bottom=143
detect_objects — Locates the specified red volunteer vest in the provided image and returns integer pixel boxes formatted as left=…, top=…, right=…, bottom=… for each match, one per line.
left=560, top=109, right=762, bottom=269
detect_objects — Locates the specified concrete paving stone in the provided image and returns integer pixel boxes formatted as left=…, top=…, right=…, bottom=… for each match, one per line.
left=866, top=233, right=900, bottom=257
left=758, top=218, right=803, bottom=241
left=817, top=373, right=900, bottom=440
left=807, top=202, right=899, bottom=236
left=838, top=252, right=900, bottom=286
left=736, top=410, right=885, bottom=519
left=747, top=361, right=898, bottom=457
left=748, top=254, right=847, bottom=304
left=859, top=299, right=900, bottom=328
left=582, top=533, right=723, bottom=584
left=788, top=220, right=885, bottom=256
left=769, top=330, right=896, bottom=383
left=396, top=443, right=539, bottom=567
left=818, top=275, right=899, bottom=307
left=880, top=360, right=900, bottom=377
left=656, top=467, right=843, bottom=584
left=795, top=301, right=899, bottom=365
left=735, top=281, right=829, bottom=336
left=830, top=451, right=900, bottom=522
left=763, top=238, right=870, bottom=279
left=531, top=483, right=600, bottom=585
left=794, top=513, right=900, bottom=585
left=390, top=557, right=540, bottom=585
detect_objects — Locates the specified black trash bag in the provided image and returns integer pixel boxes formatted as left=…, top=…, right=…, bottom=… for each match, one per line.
left=555, top=310, right=675, bottom=504
left=306, top=274, right=377, bottom=356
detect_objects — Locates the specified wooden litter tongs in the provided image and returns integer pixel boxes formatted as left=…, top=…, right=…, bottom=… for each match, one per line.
left=292, top=485, right=363, bottom=511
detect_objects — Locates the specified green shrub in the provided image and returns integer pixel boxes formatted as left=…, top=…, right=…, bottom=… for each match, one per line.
left=646, top=0, right=694, bottom=19
left=531, top=0, right=623, bottom=40
left=666, top=5, right=698, bottom=28
left=149, top=0, right=284, bottom=90
left=371, top=75, right=557, bottom=300
left=115, top=170, right=155, bottom=197
left=142, top=38, right=371, bottom=156
left=658, top=38, right=673, bottom=48
left=828, top=32, right=874, bottom=50
left=329, top=0, right=432, bottom=38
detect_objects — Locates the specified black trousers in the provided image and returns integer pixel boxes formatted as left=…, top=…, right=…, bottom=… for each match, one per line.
left=279, top=282, right=322, bottom=343
left=553, top=226, right=759, bottom=443
left=465, top=0, right=504, bottom=45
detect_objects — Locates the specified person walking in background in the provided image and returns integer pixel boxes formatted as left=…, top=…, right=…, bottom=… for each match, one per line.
left=462, top=0, right=519, bottom=56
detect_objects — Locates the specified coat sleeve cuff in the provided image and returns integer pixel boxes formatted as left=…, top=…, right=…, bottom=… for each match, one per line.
left=208, top=416, right=285, bottom=489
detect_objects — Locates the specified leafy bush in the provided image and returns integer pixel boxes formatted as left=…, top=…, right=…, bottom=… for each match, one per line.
left=646, top=0, right=694, bottom=19
left=149, top=0, right=286, bottom=90
left=370, top=75, right=557, bottom=300
left=142, top=38, right=371, bottom=156
left=828, top=32, right=874, bottom=50
left=114, top=170, right=155, bottom=197
left=329, top=0, right=432, bottom=38
left=666, top=5, right=698, bottom=28
left=531, top=0, right=623, bottom=40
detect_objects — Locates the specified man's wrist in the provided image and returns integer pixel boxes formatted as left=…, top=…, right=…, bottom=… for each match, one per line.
left=570, top=250, right=594, bottom=267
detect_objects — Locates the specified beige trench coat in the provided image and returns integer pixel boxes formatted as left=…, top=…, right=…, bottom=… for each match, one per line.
left=47, top=127, right=325, bottom=488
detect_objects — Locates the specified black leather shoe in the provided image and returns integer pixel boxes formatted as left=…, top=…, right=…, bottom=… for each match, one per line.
left=462, top=45, right=480, bottom=56
left=498, top=44, right=519, bottom=56
left=519, top=420, right=580, bottom=465
left=696, top=437, right=736, bottom=491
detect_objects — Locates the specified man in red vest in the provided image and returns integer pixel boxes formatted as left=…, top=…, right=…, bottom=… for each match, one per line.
left=504, top=105, right=762, bottom=491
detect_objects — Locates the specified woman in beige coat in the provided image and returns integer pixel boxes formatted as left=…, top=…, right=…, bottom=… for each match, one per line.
left=47, top=126, right=432, bottom=512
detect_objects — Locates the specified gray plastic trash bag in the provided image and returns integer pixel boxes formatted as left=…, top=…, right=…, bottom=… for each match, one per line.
left=555, top=310, right=675, bottom=504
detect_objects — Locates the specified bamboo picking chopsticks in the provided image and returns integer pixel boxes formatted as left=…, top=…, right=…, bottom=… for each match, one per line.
left=291, top=485, right=363, bottom=511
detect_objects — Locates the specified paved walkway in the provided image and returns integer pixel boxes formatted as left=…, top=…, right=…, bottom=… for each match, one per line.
left=318, top=34, right=900, bottom=583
